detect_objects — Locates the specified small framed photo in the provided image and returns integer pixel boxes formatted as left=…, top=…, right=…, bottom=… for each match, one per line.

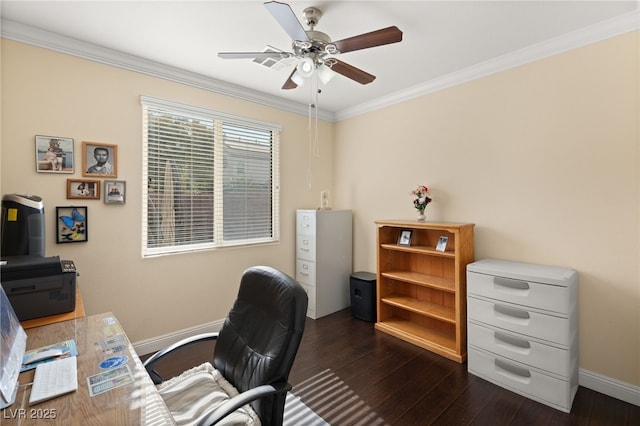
left=56, top=206, right=88, bottom=243
left=436, top=236, right=449, bottom=252
left=67, top=179, right=100, bottom=200
left=398, top=229, right=413, bottom=246
left=35, top=135, right=74, bottom=173
left=104, top=180, right=126, bottom=204
left=82, top=141, right=117, bottom=178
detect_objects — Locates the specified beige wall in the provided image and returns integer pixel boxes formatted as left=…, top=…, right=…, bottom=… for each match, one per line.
left=0, top=40, right=333, bottom=343
left=334, top=31, right=640, bottom=386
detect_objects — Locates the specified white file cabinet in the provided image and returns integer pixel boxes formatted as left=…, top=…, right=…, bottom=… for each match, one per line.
left=467, top=259, right=578, bottom=412
left=296, top=209, right=352, bottom=319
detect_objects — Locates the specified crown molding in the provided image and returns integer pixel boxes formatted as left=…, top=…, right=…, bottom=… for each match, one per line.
left=0, top=19, right=336, bottom=122
left=334, top=8, right=640, bottom=122
left=3, top=8, right=638, bottom=124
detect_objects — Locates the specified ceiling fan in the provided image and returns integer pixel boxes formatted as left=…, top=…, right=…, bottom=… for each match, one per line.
left=218, top=1, right=403, bottom=90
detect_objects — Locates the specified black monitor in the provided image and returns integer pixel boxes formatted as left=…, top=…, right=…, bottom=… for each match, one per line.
left=0, top=283, right=27, bottom=408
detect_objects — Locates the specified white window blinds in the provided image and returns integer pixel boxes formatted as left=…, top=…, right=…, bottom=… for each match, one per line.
left=141, top=96, right=280, bottom=257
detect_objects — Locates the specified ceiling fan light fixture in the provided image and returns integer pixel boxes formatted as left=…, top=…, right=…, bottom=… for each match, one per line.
left=317, top=64, right=335, bottom=85
left=297, top=57, right=315, bottom=78
left=290, top=70, right=306, bottom=86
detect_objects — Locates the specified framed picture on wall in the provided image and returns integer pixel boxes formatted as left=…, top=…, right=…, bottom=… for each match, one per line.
left=56, top=206, right=88, bottom=243
left=67, top=179, right=100, bottom=200
left=104, top=180, right=126, bottom=204
left=82, top=141, right=117, bottom=178
left=35, top=135, right=74, bottom=173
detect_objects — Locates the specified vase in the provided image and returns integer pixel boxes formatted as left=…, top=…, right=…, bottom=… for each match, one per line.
left=417, top=209, right=426, bottom=222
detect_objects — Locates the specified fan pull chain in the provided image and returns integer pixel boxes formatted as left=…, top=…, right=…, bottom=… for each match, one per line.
left=306, top=76, right=321, bottom=189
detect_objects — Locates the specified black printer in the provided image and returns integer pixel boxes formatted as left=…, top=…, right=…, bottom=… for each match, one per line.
left=0, top=256, right=77, bottom=321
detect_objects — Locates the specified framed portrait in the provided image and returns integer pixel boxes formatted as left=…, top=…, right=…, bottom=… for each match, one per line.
left=397, top=229, right=413, bottom=246
left=35, top=135, right=74, bottom=173
left=82, top=141, right=117, bottom=178
left=56, top=206, right=88, bottom=243
left=104, top=180, right=126, bottom=204
left=67, top=179, right=100, bottom=200
left=436, top=236, right=449, bottom=252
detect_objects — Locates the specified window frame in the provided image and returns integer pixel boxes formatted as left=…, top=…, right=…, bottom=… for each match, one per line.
left=141, top=95, right=280, bottom=257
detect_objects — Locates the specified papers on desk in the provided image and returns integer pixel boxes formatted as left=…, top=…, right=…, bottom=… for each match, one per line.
left=87, top=365, right=134, bottom=397
left=21, top=340, right=78, bottom=372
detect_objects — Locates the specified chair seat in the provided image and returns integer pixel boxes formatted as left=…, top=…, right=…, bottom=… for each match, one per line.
left=157, top=362, right=261, bottom=426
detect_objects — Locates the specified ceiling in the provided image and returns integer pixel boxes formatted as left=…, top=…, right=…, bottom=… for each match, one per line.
left=1, top=1, right=638, bottom=120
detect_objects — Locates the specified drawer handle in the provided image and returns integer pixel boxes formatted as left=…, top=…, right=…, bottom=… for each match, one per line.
left=495, top=359, right=531, bottom=384
left=493, top=304, right=530, bottom=324
left=494, top=331, right=531, bottom=354
left=494, top=277, right=530, bottom=293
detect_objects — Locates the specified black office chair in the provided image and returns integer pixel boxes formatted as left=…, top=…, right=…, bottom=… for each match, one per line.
left=143, top=266, right=308, bottom=426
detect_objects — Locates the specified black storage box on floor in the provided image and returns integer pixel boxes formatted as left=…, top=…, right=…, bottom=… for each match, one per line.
left=0, top=256, right=76, bottom=321
left=350, top=271, right=376, bottom=322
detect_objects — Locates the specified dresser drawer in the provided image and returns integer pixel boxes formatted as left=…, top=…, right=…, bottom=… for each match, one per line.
left=468, top=296, right=570, bottom=346
left=468, top=271, right=570, bottom=314
left=296, top=259, right=316, bottom=286
left=468, top=321, right=572, bottom=377
left=296, top=235, right=316, bottom=261
left=468, top=346, right=575, bottom=413
left=296, top=211, right=316, bottom=236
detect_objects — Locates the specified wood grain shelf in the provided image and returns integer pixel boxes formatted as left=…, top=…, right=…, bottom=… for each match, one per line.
left=375, top=220, right=474, bottom=363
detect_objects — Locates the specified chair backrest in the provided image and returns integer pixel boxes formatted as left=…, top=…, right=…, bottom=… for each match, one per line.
left=213, top=266, right=308, bottom=425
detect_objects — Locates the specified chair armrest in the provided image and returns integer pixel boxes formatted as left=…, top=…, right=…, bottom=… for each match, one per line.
left=197, top=382, right=292, bottom=426
left=143, top=332, right=218, bottom=384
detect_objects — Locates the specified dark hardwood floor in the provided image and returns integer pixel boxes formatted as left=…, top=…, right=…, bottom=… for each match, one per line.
left=143, top=308, right=639, bottom=425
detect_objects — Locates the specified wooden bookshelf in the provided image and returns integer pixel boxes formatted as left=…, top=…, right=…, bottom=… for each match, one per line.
left=375, top=220, right=474, bottom=363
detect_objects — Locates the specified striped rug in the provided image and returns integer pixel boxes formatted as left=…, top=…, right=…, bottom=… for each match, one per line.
left=287, top=369, right=389, bottom=426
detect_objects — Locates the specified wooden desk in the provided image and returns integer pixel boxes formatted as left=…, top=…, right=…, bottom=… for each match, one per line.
left=21, top=285, right=86, bottom=329
left=3, top=313, right=174, bottom=425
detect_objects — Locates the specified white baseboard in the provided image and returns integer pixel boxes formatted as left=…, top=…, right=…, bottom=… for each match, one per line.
left=579, top=368, right=640, bottom=407
left=134, top=322, right=639, bottom=408
left=132, top=319, right=225, bottom=357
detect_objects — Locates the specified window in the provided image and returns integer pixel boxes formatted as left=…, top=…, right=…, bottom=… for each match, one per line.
left=141, top=96, right=280, bottom=257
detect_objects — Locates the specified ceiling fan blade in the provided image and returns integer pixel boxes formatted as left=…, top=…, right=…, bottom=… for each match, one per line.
left=218, top=51, right=291, bottom=60
left=264, top=1, right=309, bottom=42
left=332, top=26, right=403, bottom=54
left=282, top=68, right=298, bottom=90
left=326, top=59, right=376, bottom=85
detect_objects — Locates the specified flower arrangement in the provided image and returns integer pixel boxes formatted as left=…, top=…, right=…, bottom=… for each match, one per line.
left=411, top=185, right=431, bottom=220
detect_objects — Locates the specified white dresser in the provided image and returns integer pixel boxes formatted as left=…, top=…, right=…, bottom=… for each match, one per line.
left=296, top=209, right=352, bottom=319
left=467, top=259, right=578, bottom=412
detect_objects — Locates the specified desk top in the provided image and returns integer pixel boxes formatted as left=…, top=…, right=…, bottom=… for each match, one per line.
left=3, top=313, right=174, bottom=425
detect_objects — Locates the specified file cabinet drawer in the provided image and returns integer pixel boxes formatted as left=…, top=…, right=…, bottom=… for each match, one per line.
left=296, top=259, right=316, bottom=286
left=468, top=346, right=574, bottom=412
left=468, top=321, right=571, bottom=377
left=296, top=211, right=316, bottom=236
left=468, top=297, right=570, bottom=346
left=468, top=271, right=570, bottom=314
left=300, top=282, right=316, bottom=318
left=296, top=235, right=316, bottom=261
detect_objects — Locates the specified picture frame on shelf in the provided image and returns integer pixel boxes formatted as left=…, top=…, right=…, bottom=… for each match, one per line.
left=56, top=206, right=87, bottom=243
left=82, top=141, right=117, bottom=178
left=436, top=236, right=449, bottom=252
left=104, top=180, right=126, bottom=204
left=397, top=229, right=412, bottom=246
left=35, top=135, right=74, bottom=173
left=67, top=179, right=100, bottom=200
